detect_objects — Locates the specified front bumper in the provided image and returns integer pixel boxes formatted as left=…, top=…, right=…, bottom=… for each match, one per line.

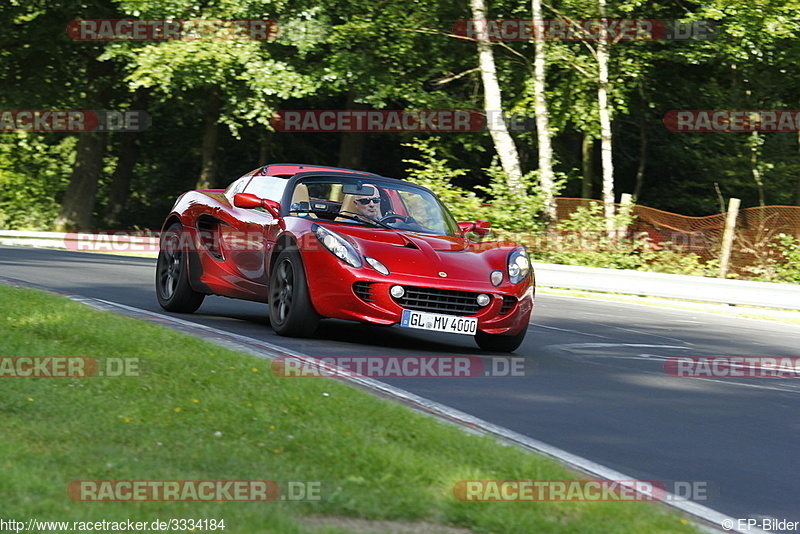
left=304, top=252, right=533, bottom=336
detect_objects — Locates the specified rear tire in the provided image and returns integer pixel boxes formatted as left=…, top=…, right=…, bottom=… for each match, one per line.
left=474, top=327, right=527, bottom=353
left=268, top=248, right=320, bottom=337
left=156, top=223, right=205, bottom=313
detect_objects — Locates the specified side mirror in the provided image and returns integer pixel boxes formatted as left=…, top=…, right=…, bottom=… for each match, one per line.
left=233, top=193, right=281, bottom=217
left=473, top=220, right=492, bottom=236
left=458, top=220, right=492, bottom=237
left=234, top=192, right=262, bottom=209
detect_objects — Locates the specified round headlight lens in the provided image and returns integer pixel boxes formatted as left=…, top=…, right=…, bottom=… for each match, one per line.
left=507, top=248, right=530, bottom=284
left=476, top=293, right=491, bottom=307
left=312, top=224, right=362, bottom=268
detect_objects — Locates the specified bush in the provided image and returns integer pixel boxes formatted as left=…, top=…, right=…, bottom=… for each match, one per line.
left=532, top=203, right=719, bottom=276
left=763, top=234, right=800, bottom=284
left=0, top=133, right=74, bottom=230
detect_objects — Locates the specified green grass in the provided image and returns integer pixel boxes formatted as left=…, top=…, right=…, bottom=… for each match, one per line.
left=0, top=285, right=700, bottom=533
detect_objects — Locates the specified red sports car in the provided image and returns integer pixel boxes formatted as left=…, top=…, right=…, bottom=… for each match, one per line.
left=156, top=164, right=533, bottom=352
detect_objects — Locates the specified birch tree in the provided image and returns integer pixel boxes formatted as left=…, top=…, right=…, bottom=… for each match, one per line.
left=597, top=0, right=615, bottom=235
left=532, top=0, right=557, bottom=222
left=469, top=0, right=525, bottom=196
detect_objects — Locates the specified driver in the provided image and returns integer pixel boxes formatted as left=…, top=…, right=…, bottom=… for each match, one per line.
left=353, top=185, right=382, bottom=221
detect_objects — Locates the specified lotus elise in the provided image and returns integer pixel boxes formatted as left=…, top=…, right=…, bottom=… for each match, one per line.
left=155, top=164, right=533, bottom=352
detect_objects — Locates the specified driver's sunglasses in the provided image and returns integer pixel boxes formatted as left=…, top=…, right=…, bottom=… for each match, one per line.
left=355, top=197, right=381, bottom=205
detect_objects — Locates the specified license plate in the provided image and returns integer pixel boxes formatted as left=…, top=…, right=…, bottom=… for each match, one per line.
left=400, top=310, right=477, bottom=335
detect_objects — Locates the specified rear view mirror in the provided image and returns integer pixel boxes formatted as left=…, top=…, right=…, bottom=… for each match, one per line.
left=342, top=184, right=376, bottom=196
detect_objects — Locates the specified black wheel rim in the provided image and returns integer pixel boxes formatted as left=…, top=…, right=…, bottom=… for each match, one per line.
left=272, top=258, right=294, bottom=325
left=158, top=234, right=181, bottom=300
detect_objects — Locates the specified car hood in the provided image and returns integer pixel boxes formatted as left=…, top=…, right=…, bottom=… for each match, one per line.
left=332, top=225, right=516, bottom=283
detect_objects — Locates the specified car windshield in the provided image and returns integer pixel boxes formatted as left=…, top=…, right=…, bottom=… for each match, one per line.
left=286, top=176, right=460, bottom=236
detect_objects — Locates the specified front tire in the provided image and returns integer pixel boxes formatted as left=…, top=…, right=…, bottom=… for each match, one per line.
left=156, top=223, right=205, bottom=313
left=268, top=248, right=320, bottom=337
left=474, top=327, right=527, bottom=353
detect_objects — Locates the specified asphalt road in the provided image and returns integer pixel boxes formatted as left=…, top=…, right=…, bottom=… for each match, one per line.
left=2, top=244, right=799, bottom=528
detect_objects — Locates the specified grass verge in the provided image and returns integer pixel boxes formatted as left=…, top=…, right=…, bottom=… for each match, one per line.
left=0, top=284, right=699, bottom=533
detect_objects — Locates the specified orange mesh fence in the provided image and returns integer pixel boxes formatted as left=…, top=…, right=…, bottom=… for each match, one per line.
left=553, top=198, right=800, bottom=277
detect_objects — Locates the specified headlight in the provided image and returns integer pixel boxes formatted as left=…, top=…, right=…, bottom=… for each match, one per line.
left=507, top=247, right=530, bottom=284
left=312, top=224, right=362, bottom=268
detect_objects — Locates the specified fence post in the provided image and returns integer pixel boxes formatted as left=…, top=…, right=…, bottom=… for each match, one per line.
left=618, top=194, right=633, bottom=226
left=719, top=197, right=740, bottom=278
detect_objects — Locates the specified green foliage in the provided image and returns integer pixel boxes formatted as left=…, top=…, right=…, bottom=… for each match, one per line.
left=402, top=137, right=484, bottom=223
left=533, top=204, right=646, bottom=269
left=0, top=0, right=799, bottom=284
left=640, top=249, right=720, bottom=277
left=403, top=139, right=563, bottom=234
left=0, top=134, right=74, bottom=230
left=772, top=234, right=800, bottom=284
left=747, top=233, right=800, bottom=284
left=474, top=163, right=559, bottom=234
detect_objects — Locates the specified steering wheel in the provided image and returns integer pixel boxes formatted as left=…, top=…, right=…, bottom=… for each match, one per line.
left=378, top=213, right=415, bottom=225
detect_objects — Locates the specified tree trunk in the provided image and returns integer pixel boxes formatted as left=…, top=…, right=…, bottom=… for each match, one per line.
left=581, top=133, right=594, bottom=199
left=532, top=0, right=556, bottom=224
left=196, top=86, right=222, bottom=190
left=597, top=0, right=615, bottom=234
left=749, top=132, right=765, bottom=239
left=258, top=130, right=272, bottom=165
left=104, top=133, right=140, bottom=227
left=53, top=133, right=107, bottom=231
left=53, top=57, right=113, bottom=231
left=337, top=91, right=369, bottom=170
left=632, top=80, right=647, bottom=201
left=469, top=0, right=524, bottom=196
left=105, top=89, right=148, bottom=226
left=795, top=131, right=800, bottom=205
left=632, top=114, right=647, bottom=201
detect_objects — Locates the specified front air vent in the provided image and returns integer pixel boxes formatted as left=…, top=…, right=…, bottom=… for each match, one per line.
left=353, top=281, right=375, bottom=302
left=499, top=295, right=517, bottom=315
